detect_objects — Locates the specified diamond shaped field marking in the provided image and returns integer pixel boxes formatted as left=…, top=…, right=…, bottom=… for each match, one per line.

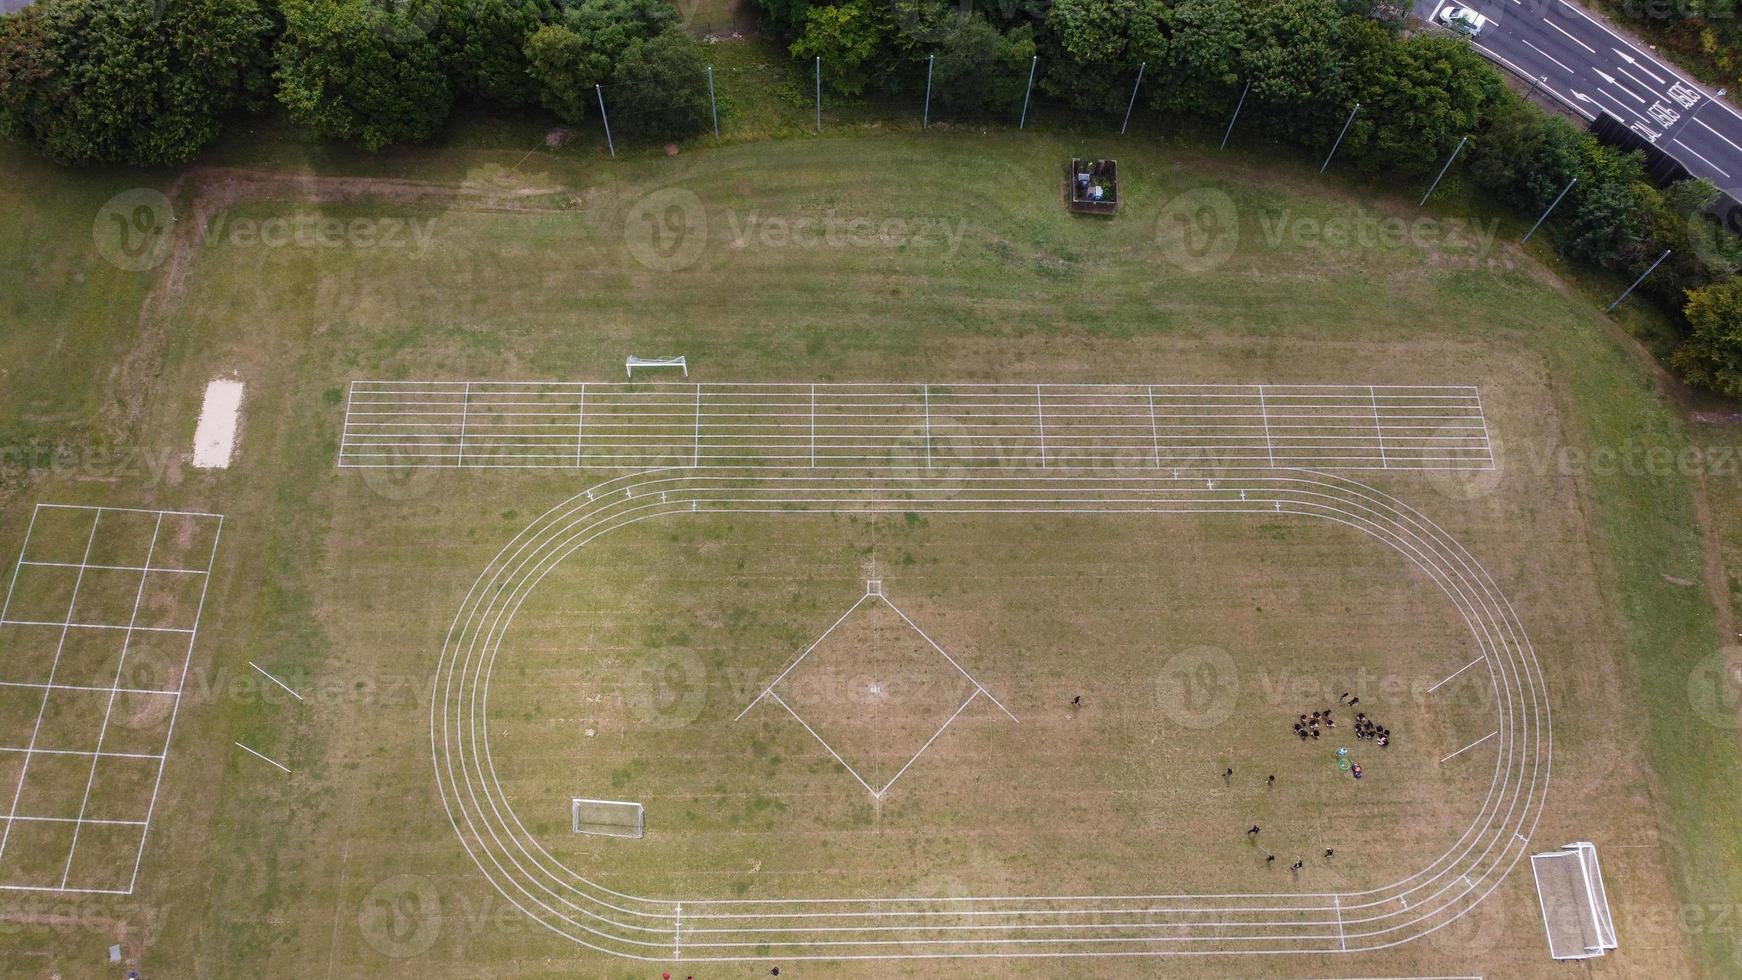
left=739, top=585, right=1015, bottom=798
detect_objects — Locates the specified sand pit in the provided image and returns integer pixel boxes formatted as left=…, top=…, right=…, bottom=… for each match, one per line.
left=192, top=378, right=244, bottom=469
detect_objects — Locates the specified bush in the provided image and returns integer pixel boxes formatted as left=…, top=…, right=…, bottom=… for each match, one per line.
left=931, top=14, right=1034, bottom=118
left=1673, top=278, right=1742, bottom=398
left=275, top=0, right=453, bottom=151
left=0, top=0, right=274, bottom=166
left=791, top=0, right=889, bottom=98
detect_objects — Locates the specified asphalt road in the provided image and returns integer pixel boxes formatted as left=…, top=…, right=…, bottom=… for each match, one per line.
left=1419, top=0, right=1742, bottom=195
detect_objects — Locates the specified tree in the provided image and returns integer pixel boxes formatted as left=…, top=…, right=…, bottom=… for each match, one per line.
left=524, top=22, right=596, bottom=122
left=611, top=28, right=710, bottom=139
left=525, top=0, right=707, bottom=138
left=1673, top=277, right=1742, bottom=398
left=0, top=0, right=274, bottom=166
left=436, top=0, right=552, bottom=108
left=930, top=14, right=1034, bottom=117
left=791, top=0, right=888, bottom=98
left=1339, top=26, right=1504, bottom=173
left=275, top=0, right=453, bottom=150
left=1153, top=0, right=1247, bottom=117
left=1039, top=0, right=1165, bottom=115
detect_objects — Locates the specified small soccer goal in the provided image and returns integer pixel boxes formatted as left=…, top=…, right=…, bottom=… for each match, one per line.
left=572, top=798, right=645, bottom=839
left=1531, top=841, right=1617, bottom=960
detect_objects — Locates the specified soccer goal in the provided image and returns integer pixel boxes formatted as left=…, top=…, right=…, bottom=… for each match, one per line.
left=1531, top=841, right=1617, bottom=960
left=572, top=798, right=645, bottom=839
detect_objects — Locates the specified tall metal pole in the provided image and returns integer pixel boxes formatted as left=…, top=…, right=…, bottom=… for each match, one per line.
left=1121, top=62, right=1146, bottom=135
left=1320, top=102, right=1359, bottom=173
left=1220, top=79, right=1251, bottom=151
left=924, top=54, right=934, bottom=129
left=596, top=84, right=615, bottom=159
left=1018, top=55, right=1038, bottom=130
left=1419, top=135, right=1468, bottom=207
left=1607, top=249, right=1671, bottom=312
left=815, top=56, right=822, bottom=133
left=1520, top=177, right=1577, bottom=244
left=707, top=65, right=719, bottom=138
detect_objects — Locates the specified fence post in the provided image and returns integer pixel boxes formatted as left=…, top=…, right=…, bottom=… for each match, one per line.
left=707, top=65, right=719, bottom=138
left=1121, top=62, right=1146, bottom=135
left=1607, top=249, right=1671, bottom=312
left=1520, top=177, right=1576, bottom=244
left=1320, top=102, right=1359, bottom=173
left=1221, top=79, right=1251, bottom=150
left=1019, top=55, right=1038, bottom=130
left=924, top=54, right=935, bottom=129
left=1419, top=135, right=1468, bottom=207
left=596, top=84, right=615, bottom=159
left=815, top=56, right=822, bottom=133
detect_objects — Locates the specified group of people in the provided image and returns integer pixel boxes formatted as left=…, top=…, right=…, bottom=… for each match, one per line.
left=1353, top=712, right=1391, bottom=747
left=1291, top=708, right=1336, bottom=741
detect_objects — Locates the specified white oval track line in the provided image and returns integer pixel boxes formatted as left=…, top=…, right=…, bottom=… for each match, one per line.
left=428, top=471, right=1547, bottom=960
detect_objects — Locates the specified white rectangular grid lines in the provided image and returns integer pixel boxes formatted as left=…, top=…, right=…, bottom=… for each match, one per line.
left=0, top=504, right=223, bottom=894
left=338, top=381, right=1494, bottom=472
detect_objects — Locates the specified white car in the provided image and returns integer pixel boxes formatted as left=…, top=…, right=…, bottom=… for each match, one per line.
left=1437, top=5, right=1489, bottom=37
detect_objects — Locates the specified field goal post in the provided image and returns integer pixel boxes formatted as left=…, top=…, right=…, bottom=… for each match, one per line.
left=1531, top=841, right=1617, bottom=960
left=626, top=355, right=687, bottom=378
left=572, top=798, right=645, bottom=839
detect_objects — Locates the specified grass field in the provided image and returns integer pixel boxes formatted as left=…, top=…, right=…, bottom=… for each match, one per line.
left=1, top=111, right=1740, bottom=977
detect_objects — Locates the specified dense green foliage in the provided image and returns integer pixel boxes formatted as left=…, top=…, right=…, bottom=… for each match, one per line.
left=0, top=0, right=273, bottom=166
left=275, top=0, right=454, bottom=151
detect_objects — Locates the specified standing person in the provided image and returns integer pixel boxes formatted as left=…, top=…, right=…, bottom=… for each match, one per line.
left=1248, top=824, right=1260, bottom=836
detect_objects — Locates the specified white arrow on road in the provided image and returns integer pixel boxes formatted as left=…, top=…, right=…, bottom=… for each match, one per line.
left=1571, top=90, right=1594, bottom=103
left=1614, top=48, right=1666, bottom=85
left=1595, top=70, right=1645, bottom=102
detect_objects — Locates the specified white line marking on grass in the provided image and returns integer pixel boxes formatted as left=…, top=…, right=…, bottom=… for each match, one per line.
left=735, top=594, right=873, bottom=721
left=881, top=597, right=1018, bottom=723
left=877, top=690, right=981, bottom=798
left=234, top=742, right=291, bottom=774
left=767, top=692, right=878, bottom=797
left=1440, top=731, right=1498, bottom=764
left=1428, top=656, right=1486, bottom=694
left=0, top=510, right=101, bottom=870
left=249, top=662, right=306, bottom=702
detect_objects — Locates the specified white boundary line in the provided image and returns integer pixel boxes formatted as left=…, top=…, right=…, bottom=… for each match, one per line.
left=1440, top=731, right=1498, bottom=765
left=249, top=661, right=306, bottom=702
left=233, top=742, right=291, bottom=775
left=1428, top=657, right=1486, bottom=694
left=427, top=468, right=1550, bottom=961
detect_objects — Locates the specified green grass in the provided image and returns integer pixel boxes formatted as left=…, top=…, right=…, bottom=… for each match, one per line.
left=0, top=115, right=1739, bottom=977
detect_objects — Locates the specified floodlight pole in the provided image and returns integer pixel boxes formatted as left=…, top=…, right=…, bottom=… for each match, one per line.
left=1419, top=135, right=1468, bottom=207
left=1121, top=62, right=1146, bottom=135
left=923, top=54, right=935, bottom=129
left=1221, top=79, right=1251, bottom=150
left=815, top=56, right=822, bottom=133
left=1320, top=101, right=1359, bottom=173
left=596, top=84, right=615, bottom=159
left=707, top=65, right=719, bottom=138
left=1520, top=177, right=1576, bottom=244
left=1019, top=55, right=1038, bottom=130
left=1607, top=249, right=1671, bottom=313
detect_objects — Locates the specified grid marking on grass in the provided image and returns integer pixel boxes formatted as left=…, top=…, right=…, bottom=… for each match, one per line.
left=341, top=382, right=1495, bottom=471
left=0, top=504, right=223, bottom=894
left=429, top=470, right=1549, bottom=961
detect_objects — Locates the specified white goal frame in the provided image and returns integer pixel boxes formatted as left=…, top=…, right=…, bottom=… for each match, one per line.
left=572, top=798, right=644, bottom=839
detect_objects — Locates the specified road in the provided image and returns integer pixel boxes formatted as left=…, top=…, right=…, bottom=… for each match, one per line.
left=1419, top=0, right=1742, bottom=195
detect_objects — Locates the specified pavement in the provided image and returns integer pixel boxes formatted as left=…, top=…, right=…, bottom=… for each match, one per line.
left=1417, top=0, right=1742, bottom=195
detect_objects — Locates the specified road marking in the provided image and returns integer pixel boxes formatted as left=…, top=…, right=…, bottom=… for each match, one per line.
left=1696, top=116, right=1742, bottom=155
left=1596, top=89, right=1657, bottom=128
left=1595, top=71, right=1645, bottom=103
left=1608, top=45, right=1667, bottom=86
left=1475, top=42, right=1596, bottom=119
left=1544, top=16, right=1596, bottom=54
left=1615, top=64, right=1665, bottom=100
left=1520, top=38, right=1574, bottom=75
left=1674, top=138, right=1732, bottom=179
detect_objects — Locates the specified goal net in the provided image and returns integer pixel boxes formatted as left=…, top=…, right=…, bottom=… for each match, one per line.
left=1531, top=841, right=1617, bottom=960
left=572, top=798, right=644, bottom=839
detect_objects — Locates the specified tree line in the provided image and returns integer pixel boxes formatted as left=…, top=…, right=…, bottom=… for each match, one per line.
left=0, top=0, right=1737, bottom=397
